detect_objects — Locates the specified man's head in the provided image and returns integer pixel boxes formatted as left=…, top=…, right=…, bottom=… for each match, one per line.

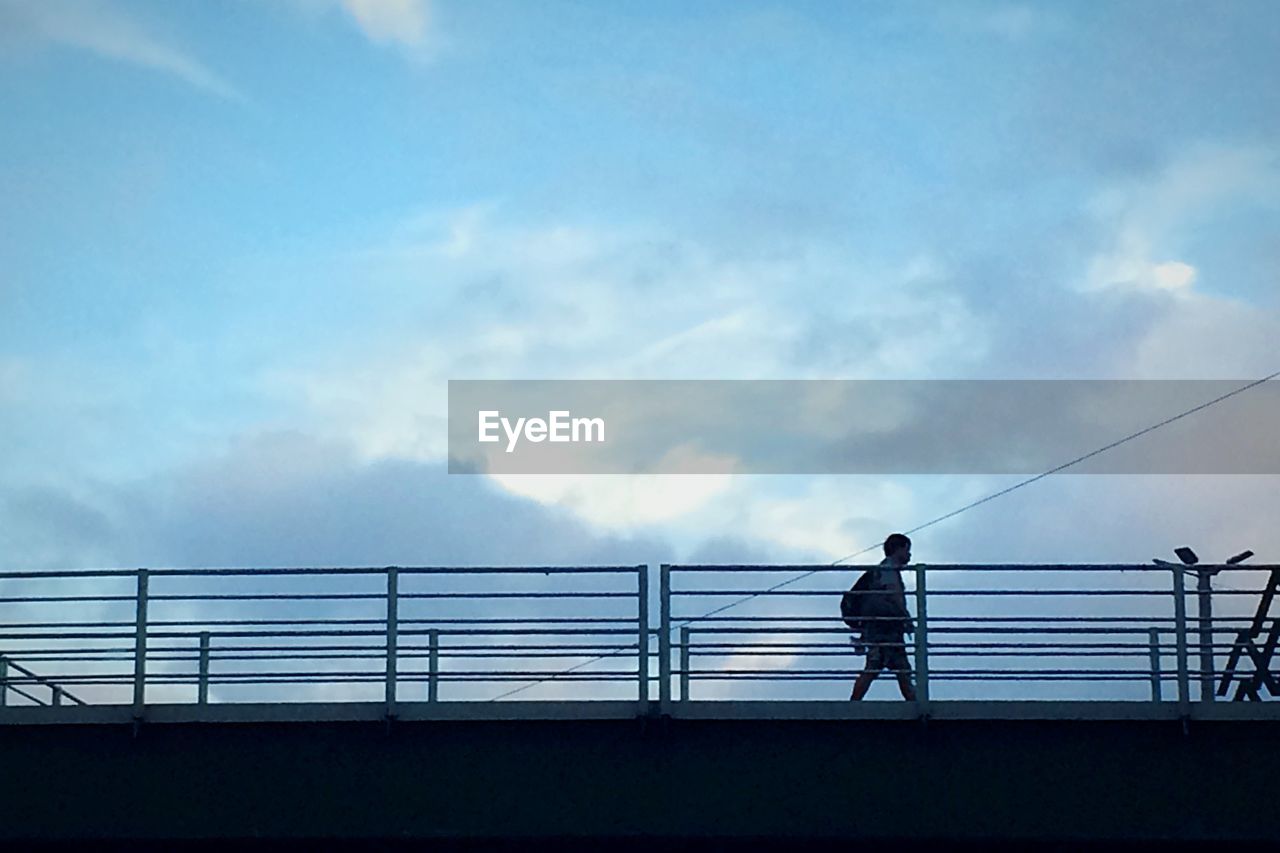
left=883, top=533, right=912, bottom=565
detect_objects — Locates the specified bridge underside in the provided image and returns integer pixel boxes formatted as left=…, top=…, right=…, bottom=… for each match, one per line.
left=3, top=711, right=1277, bottom=849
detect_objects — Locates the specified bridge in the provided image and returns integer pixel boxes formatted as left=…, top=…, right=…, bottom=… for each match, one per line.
left=2, top=563, right=1278, bottom=848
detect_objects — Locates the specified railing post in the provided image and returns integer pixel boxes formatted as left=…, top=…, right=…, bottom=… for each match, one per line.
left=1148, top=628, right=1162, bottom=702
left=637, top=565, right=649, bottom=710
left=1172, top=568, right=1190, bottom=714
left=914, top=564, right=930, bottom=713
left=198, top=632, right=211, bottom=706
left=51, top=685, right=63, bottom=707
left=0, top=656, right=7, bottom=707
left=1196, top=569, right=1215, bottom=702
left=680, top=627, right=691, bottom=702
left=427, top=629, right=440, bottom=703
left=132, top=568, right=149, bottom=717
left=385, top=568, right=398, bottom=717
left=659, top=564, right=671, bottom=714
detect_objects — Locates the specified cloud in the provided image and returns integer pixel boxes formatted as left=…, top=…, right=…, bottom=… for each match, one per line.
left=1082, top=144, right=1280, bottom=295
left=1084, top=233, right=1199, bottom=297
left=923, top=2, right=1063, bottom=42
left=252, top=208, right=989, bottom=545
left=976, top=4, right=1058, bottom=41
left=284, top=0, right=433, bottom=51
left=0, top=0, right=242, bottom=100
left=272, top=207, right=989, bottom=459
left=338, top=0, right=430, bottom=47
left=491, top=472, right=736, bottom=531
left=1075, top=143, right=1280, bottom=377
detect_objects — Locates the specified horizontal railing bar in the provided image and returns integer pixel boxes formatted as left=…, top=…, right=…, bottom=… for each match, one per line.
left=0, top=596, right=136, bottom=604
left=135, top=629, right=641, bottom=638
left=2, top=622, right=135, bottom=630
left=0, top=632, right=137, bottom=640
left=133, top=592, right=635, bottom=602
left=0, top=570, right=135, bottom=579
left=675, top=626, right=1185, bottom=635
left=668, top=564, right=1280, bottom=573
left=0, top=642, right=637, bottom=654
left=684, top=650, right=1183, bottom=659
left=3, top=617, right=640, bottom=631
left=151, top=593, right=385, bottom=602
left=400, top=592, right=635, bottom=599
left=682, top=673, right=1177, bottom=682
left=682, top=641, right=1167, bottom=650
left=686, top=666, right=1172, bottom=676
left=22, top=673, right=641, bottom=686
left=5, top=563, right=1270, bottom=580
left=674, top=589, right=1184, bottom=597
left=0, top=566, right=644, bottom=580
left=671, top=616, right=1185, bottom=623
left=399, top=618, right=637, bottom=625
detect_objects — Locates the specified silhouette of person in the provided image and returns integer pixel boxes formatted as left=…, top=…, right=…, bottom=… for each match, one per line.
left=850, top=533, right=917, bottom=701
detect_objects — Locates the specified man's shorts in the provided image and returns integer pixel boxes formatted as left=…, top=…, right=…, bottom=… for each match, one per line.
left=864, top=636, right=911, bottom=674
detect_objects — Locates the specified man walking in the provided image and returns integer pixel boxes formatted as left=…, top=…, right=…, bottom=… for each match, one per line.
left=850, top=533, right=917, bottom=701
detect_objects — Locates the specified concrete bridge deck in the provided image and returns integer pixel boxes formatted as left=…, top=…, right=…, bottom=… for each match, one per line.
left=3, top=703, right=1278, bottom=849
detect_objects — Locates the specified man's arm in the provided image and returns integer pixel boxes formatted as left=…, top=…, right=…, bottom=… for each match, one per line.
left=894, top=572, right=915, bottom=634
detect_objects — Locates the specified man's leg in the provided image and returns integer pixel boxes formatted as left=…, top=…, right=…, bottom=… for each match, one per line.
left=890, top=642, right=916, bottom=701
left=850, top=665, right=880, bottom=700
left=895, top=669, right=916, bottom=702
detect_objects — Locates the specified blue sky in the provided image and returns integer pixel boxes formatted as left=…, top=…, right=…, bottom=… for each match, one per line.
left=1, top=0, right=1279, bottom=575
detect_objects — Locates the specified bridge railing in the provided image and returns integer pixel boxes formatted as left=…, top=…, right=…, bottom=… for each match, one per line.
left=660, top=564, right=1280, bottom=707
left=1, top=563, right=1276, bottom=715
left=0, top=566, right=648, bottom=710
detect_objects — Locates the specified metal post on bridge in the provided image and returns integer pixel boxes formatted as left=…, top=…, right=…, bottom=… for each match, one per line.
left=1172, top=568, right=1191, bottom=715
left=198, top=632, right=211, bottom=706
left=659, top=564, right=671, bottom=715
left=51, top=685, right=62, bottom=707
left=0, top=656, right=7, bottom=707
left=1196, top=569, right=1215, bottom=703
left=427, top=629, right=439, bottom=703
left=914, top=565, right=930, bottom=715
left=680, top=627, right=691, bottom=702
left=1148, top=628, right=1162, bottom=702
left=385, top=568, right=399, bottom=717
left=637, top=565, right=649, bottom=711
left=132, top=568, right=149, bottom=718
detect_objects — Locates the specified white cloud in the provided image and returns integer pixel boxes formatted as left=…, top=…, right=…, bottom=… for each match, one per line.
left=491, top=470, right=736, bottom=530
left=0, top=0, right=242, bottom=100
left=1150, top=260, right=1197, bottom=292
left=1078, top=143, right=1280, bottom=377
left=338, top=0, right=430, bottom=47
left=1084, top=232, right=1198, bottom=297
left=979, top=5, right=1041, bottom=40
left=1083, top=143, right=1280, bottom=297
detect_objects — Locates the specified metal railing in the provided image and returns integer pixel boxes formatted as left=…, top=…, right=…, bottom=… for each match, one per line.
left=1, top=563, right=1277, bottom=720
left=662, top=563, right=1280, bottom=709
left=0, top=566, right=647, bottom=712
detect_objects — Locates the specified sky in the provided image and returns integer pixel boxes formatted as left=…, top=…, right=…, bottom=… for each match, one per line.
left=0, top=1, right=1278, bottom=701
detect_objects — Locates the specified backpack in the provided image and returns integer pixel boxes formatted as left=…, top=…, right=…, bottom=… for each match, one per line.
left=840, top=571, right=874, bottom=635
